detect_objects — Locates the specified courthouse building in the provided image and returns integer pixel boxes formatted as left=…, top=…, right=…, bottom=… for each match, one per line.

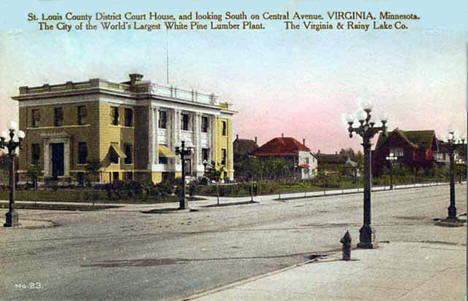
left=14, top=74, right=235, bottom=183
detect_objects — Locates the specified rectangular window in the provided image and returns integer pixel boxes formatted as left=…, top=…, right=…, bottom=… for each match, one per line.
left=159, top=156, right=168, bottom=164
left=78, top=142, right=87, bottom=164
left=202, top=148, right=209, bottom=162
left=77, top=105, right=87, bottom=125
left=54, top=107, right=63, bottom=126
left=181, top=113, right=190, bottom=131
left=201, top=116, right=209, bottom=133
left=31, top=143, right=40, bottom=165
left=222, top=121, right=227, bottom=136
left=31, top=109, right=40, bottom=127
left=390, top=148, right=404, bottom=157
left=124, top=108, right=133, bottom=127
left=184, top=159, right=192, bottom=175
left=110, top=106, right=119, bottom=125
left=158, top=110, right=167, bottom=129
left=221, top=148, right=227, bottom=165
left=124, top=144, right=133, bottom=164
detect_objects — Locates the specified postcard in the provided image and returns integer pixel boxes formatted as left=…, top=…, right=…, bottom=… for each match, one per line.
left=0, top=0, right=466, bottom=300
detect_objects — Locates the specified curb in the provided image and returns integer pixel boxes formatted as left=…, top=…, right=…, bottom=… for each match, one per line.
left=273, top=182, right=451, bottom=201
left=177, top=250, right=340, bottom=301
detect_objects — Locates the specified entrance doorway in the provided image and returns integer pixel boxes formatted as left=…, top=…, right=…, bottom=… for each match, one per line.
left=51, top=143, right=64, bottom=178
left=112, top=172, right=119, bottom=183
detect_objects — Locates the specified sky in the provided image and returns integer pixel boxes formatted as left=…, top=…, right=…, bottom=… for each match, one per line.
left=0, top=0, right=467, bottom=153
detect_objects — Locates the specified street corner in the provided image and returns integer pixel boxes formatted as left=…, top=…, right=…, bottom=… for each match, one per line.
left=433, top=213, right=467, bottom=228
left=0, top=218, right=55, bottom=231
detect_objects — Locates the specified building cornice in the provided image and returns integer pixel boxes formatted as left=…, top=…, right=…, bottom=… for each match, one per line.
left=14, top=87, right=234, bottom=115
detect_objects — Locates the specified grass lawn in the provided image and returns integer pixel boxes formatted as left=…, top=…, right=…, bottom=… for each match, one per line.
left=0, top=202, right=119, bottom=211
left=0, top=190, right=180, bottom=204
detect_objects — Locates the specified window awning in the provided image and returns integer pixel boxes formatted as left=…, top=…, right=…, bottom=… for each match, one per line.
left=109, top=144, right=127, bottom=158
left=158, top=145, right=175, bottom=158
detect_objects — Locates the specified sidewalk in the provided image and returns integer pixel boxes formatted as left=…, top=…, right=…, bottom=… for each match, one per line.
left=0, top=181, right=456, bottom=210
left=189, top=241, right=466, bottom=300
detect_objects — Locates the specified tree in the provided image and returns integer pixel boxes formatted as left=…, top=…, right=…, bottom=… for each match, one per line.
left=263, top=157, right=289, bottom=180
left=206, top=165, right=222, bottom=182
left=339, top=148, right=355, bottom=159
left=85, top=159, right=101, bottom=185
left=26, top=165, right=42, bottom=190
left=236, top=157, right=262, bottom=180
left=0, top=153, right=8, bottom=185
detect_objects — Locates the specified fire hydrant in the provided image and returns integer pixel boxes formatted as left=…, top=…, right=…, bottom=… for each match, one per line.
left=340, top=231, right=352, bottom=261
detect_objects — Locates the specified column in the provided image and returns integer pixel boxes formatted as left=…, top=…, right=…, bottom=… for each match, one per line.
left=43, top=139, right=49, bottom=177
left=153, top=107, right=159, bottom=166
left=64, top=138, right=70, bottom=177
left=147, top=107, right=154, bottom=169
left=228, top=118, right=234, bottom=179
left=193, top=113, right=201, bottom=176
left=171, top=109, right=180, bottom=168
left=210, top=115, right=216, bottom=166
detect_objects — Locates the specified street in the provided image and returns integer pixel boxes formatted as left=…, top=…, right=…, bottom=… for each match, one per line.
left=0, top=185, right=466, bottom=300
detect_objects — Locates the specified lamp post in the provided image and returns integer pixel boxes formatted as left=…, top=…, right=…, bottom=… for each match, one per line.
left=1, top=121, right=25, bottom=227
left=345, top=100, right=387, bottom=249
left=175, top=141, right=192, bottom=210
left=385, top=152, right=398, bottom=190
left=443, top=131, right=465, bottom=222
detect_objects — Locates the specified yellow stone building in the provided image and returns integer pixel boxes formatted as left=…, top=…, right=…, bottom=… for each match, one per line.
left=14, top=74, right=235, bottom=183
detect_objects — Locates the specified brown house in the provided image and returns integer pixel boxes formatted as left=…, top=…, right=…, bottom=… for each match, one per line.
left=233, top=135, right=258, bottom=163
left=372, top=129, right=439, bottom=176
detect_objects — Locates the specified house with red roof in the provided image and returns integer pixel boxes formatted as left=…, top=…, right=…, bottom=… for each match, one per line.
left=252, top=136, right=318, bottom=179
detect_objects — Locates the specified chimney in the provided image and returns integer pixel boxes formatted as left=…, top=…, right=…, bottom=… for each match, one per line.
left=254, top=136, right=257, bottom=143
left=129, top=73, right=143, bottom=86
left=281, top=133, right=284, bottom=138
left=236, top=134, right=239, bottom=140
left=303, top=138, right=306, bottom=146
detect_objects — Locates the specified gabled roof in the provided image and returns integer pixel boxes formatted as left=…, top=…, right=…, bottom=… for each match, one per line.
left=233, top=138, right=258, bottom=156
left=376, top=129, right=437, bottom=150
left=253, top=137, right=310, bottom=156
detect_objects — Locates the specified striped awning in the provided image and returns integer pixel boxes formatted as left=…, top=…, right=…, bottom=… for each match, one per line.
left=158, top=145, right=175, bottom=158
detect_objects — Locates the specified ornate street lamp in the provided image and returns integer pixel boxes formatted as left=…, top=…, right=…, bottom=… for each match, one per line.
left=442, top=131, right=465, bottom=223
left=345, top=100, right=387, bottom=248
left=175, top=141, right=192, bottom=210
left=1, top=121, right=25, bottom=227
left=385, top=152, right=398, bottom=190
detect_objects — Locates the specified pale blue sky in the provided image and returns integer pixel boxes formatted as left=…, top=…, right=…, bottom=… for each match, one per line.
left=0, top=0, right=467, bottom=152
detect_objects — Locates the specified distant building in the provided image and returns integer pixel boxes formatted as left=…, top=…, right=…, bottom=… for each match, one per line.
left=15, top=74, right=235, bottom=184
left=434, top=140, right=465, bottom=167
left=233, top=135, right=258, bottom=163
left=316, top=153, right=359, bottom=177
left=372, top=129, right=438, bottom=176
left=252, top=136, right=317, bottom=179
